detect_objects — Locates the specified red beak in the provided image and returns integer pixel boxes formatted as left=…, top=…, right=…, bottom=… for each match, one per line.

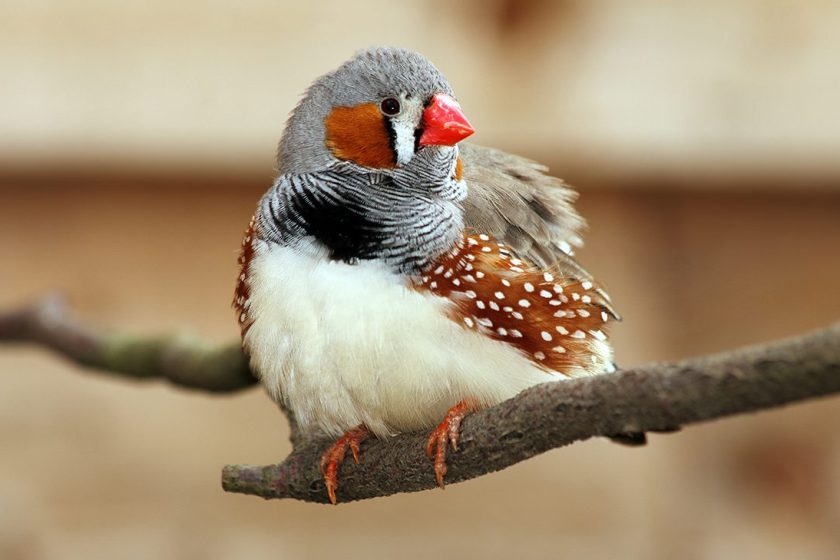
left=419, top=93, right=475, bottom=147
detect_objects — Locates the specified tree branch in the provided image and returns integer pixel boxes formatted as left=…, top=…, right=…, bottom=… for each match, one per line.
left=0, top=294, right=255, bottom=392
left=2, top=295, right=839, bottom=504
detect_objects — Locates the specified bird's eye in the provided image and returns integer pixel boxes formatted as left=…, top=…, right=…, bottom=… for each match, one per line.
left=380, top=97, right=401, bottom=116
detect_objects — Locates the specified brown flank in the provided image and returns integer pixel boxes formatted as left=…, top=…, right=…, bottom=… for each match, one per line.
left=233, top=216, right=257, bottom=339
left=415, top=234, right=615, bottom=375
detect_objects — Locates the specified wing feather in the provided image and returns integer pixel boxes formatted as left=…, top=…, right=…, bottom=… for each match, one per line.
left=461, top=143, right=618, bottom=319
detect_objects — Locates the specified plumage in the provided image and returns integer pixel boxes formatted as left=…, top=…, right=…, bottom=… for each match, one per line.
left=242, top=237, right=571, bottom=439
left=234, top=46, right=620, bottom=503
left=415, top=233, right=614, bottom=375
left=324, top=103, right=396, bottom=168
left=461, top=143, right=584, bottom=268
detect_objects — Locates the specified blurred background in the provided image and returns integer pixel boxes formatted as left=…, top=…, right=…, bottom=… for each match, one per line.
left=2, top=1, right=840, bottom=559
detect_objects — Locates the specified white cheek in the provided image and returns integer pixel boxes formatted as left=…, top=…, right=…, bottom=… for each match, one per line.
left=391, top=98, right=424, bottom=165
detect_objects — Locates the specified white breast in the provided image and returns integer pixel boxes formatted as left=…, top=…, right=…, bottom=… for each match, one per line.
left=243, top=239, right=568, bottom=439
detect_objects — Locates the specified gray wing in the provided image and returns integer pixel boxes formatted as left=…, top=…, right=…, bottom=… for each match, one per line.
left=461, top=143, right=618, bottom=319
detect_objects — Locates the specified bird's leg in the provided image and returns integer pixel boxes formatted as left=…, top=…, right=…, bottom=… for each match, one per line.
left=425, top=399, right=478, bottom=488
left=319, top=425, right=371, bottom=505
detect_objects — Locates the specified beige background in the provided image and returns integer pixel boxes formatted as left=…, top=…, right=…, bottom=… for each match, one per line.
left=2, top=1, right=840, bottom=559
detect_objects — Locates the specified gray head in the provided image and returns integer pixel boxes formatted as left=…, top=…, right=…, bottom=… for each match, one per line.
left=276, top=47, right=473, bottom=174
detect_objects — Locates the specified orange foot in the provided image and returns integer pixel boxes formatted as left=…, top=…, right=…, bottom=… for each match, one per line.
left=320, top=425, right=371, bottom=505
left=425, top=399, right=478, bottom=488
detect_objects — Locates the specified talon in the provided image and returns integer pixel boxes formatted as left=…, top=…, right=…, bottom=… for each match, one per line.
left=425, top=430, right=438, bottom=459
left=319, top=425, right=370, bottom=504
left=425, top=399, right=477, bottom=489
left=324, top=463, right=339, bottom=505
left=448, top=417, right=461, bottom=451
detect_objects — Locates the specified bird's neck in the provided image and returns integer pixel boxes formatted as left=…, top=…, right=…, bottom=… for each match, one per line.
left=258, top=146, right=466, bottom=276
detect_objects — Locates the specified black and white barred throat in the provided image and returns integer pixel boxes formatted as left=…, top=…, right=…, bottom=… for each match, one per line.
left=257, top=146, right=466, bottom=275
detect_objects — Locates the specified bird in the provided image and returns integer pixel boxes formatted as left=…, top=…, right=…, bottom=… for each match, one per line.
left=234, top=46, right=624, bottom=504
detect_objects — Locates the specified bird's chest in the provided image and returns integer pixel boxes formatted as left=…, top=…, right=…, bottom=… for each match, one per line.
left=241, top=240, right=462, bottom=437
left=239, top=239, right=552, bottom=438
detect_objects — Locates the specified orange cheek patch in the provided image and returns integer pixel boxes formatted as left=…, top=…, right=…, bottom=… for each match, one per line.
left=454, top=157, right=463, bottom=181
left=324, top=103, right=396, bottom=169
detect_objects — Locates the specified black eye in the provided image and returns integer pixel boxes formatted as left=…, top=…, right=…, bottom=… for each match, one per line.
left=380, top=97, right=401, bottom=116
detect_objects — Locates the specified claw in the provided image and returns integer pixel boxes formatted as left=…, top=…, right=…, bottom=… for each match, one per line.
left=349, top=439, right=361, bottom=463
left=319, top=425, right=370, bottom=504
left=425, top=399, right=477, bottom=489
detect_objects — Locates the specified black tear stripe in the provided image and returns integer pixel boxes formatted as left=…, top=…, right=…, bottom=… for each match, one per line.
left=413, top=126, right=424, bottom=154
left=383, top=114, right=398, bottom=165
left=413, top=95, right=433, bottom=153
